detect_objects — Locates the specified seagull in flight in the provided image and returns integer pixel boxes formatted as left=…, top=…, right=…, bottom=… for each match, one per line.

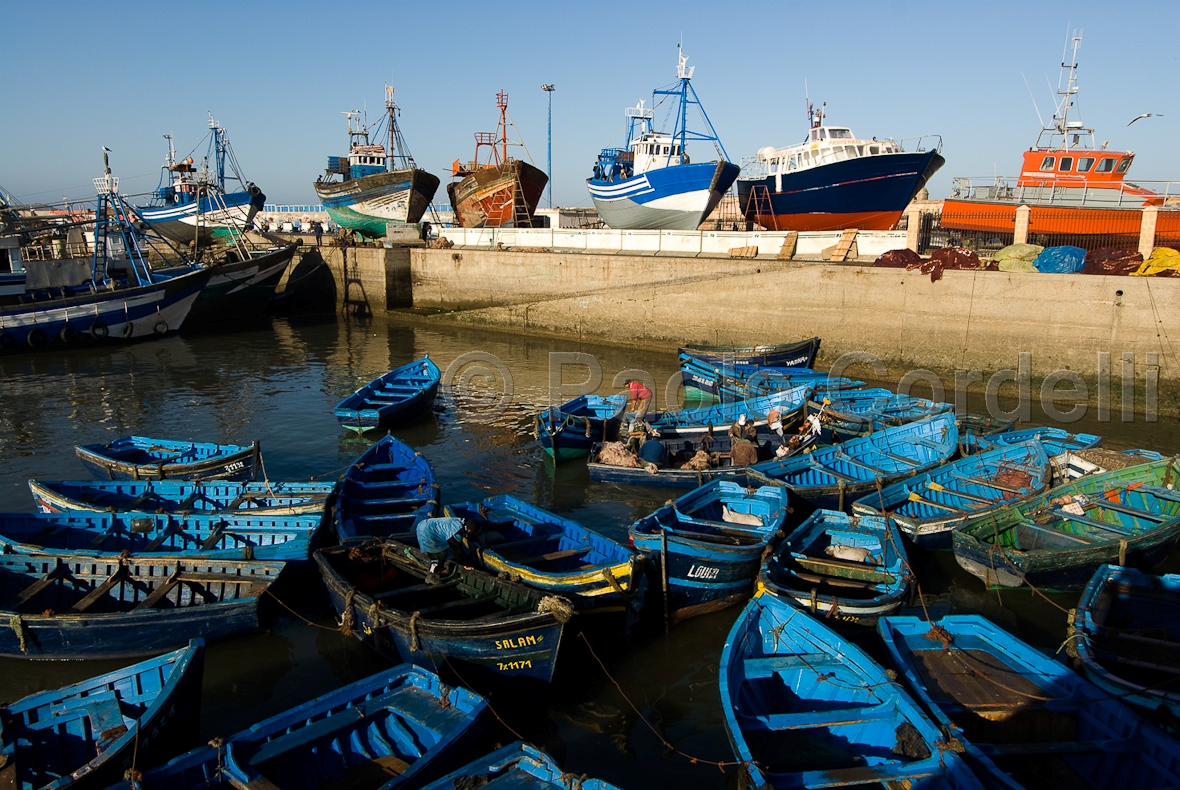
left=1128, top=113, right=1163, bottom=126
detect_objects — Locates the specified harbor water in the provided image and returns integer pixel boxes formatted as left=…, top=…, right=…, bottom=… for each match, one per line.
left=1, top=314, right=1179, bottom=788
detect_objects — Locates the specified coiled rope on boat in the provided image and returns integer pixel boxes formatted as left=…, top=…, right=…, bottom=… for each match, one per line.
left=538, top=595, right=575, bottom=623
left=9, top=614, right=27, bottom=654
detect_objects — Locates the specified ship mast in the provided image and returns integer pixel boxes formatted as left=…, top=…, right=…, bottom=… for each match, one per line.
left=1038, top=30, right=1094, bottom=151
left=497, top=90, right=509, bottom=165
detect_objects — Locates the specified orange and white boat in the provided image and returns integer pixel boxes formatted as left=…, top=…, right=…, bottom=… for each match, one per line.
left=446, top=91, right=547, bottom=228
left=941, top=34, right=1179, bottom=242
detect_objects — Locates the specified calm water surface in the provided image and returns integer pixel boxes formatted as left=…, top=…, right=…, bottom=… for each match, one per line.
left=1, top=315, right=1178, bottom=788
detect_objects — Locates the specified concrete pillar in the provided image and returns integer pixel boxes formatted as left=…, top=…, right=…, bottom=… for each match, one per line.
left=1014, top=205, right=1031, bottom=245
left=905, top=206, right=922, bottom=252
left=1140, top=205, right=1159, bottom=260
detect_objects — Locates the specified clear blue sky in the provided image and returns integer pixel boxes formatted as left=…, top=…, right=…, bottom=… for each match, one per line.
left=4, top=0, right=1176, bottom=209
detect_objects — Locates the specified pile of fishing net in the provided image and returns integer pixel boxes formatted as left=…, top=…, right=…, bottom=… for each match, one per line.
left=908, top=247, right=981, bottom=282
left=992, top=243, right=1043, bottom=272
left=1032, top=246, right=1087, bottom=274
left=873, top=248, right=923, bottom=268
left=677, top=450, right=716, bottom=471
left=596, top=442, right=640, bottom=467
left=1069, top=448, right=1146, bottom=471
left=1082, top=246, right=1143, bottom=275
left=993, top=466, right=1035, bottom=499
left=1131, top=247, right=1180, bottom=277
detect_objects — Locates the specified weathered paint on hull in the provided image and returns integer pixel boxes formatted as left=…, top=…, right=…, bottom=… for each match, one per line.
left=447, top=161, right=548, bottom=228
left=315, top=168, right=440, bottom=239
left=590, top=162, right=740, bottom=230
left=185, top=244, right=297, bottom=326
left=139, top=193, right=255, bottom=247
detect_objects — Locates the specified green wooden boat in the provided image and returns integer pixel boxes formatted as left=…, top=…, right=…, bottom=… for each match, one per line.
left=953, top=457, right=1180, bottom=590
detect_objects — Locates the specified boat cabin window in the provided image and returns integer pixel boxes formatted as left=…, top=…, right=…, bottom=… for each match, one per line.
left=869, top=145, right=880, bottom=155
left=1117, top=158, right=1131, bottom=173
left=1096, top=157, right=1117, bottom=173
left=829, top=128, right=853, bottom=140
left=1058, top=157, right=1073, bottom=172
left=810, top=129, right=819, bottom=142
left=663, top=146, right=670, bottom=155
left=1077, top=157, right=1095, bottom=173
left=1039, top=156, right=1056, bottom=171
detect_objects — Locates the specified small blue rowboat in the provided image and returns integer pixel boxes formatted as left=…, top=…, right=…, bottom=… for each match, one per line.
left=0, top=552, right=284, bottom=659
left=879, top=614, right=1180, bottom=790
left=444, top=495, right=640, bottom=607
left=0, top=510, right=320, bottom=562
left=333, top=435, right=439, bottom=542
left=760, top=509, right=910, bottom=625
left=679, top=336, right=821, bottom=369
left=637, top=384, right=812, bottom=440
left=2, top=640, right=205, bottom=789
left=109, top=663, right=487, bottom=790
left=680, top=352, right=858, bottom=403
left=419, top=741, right=624, bottom=790
left=850, top=441, right=1052, bottom=549
left=316, top=540, right=568, bottom=682
left=1070, top=564, right=1180, bottom=721
left=720, top=593, right=984, bottom=789
left=960, top=425, right=1101, bottom=457
left=746, top=412, right=960, bottom=511
left=75, top=436, right=260, bottom=482
left=628, top=480, right=788, bottom=623
left=334, top=357, right=442, bottom=434
left=953, top=456, right=1180, bottom=589
left=224, top=664, right=487, bottom=789
left=535, top=393, right=627, bottom=462
left=587, top=434, right=770, bottom=489
left=28, top=478, right=334, bottom=517
left=808, top=391, right=953, bottom=439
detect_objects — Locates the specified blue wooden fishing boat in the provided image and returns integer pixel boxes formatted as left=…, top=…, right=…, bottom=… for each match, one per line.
left=953, top=456, right=1180, bottom=589
left=75, top=436, right=260, bottom=482
left=1, top=640, right=205, bottom=789
left=535, top=393, right=627, bottom=462
left=0, top=510, right=319, bottom=562
left=961, top=425, right=1102, bottom=457
left=807, top=391, right=953, bottom=439
left=759, top=509, right=910, bottom=625
left=419, top=742, right=623, bottom=790
left=109, top=664, right=486, bottom=790
left=720, top=593, right=983, bottom=789
left=333, top=435, right=439, bottom=542
left=334, top=357, right=442, bottom=434
left=851, top=441, right=1052, bottom=549
left=637, top=384, right=811, bottom=440
left=679, top=336, right=820, bottom=370
left=587, top=50, right=739, bottom=231
left=224, top=663, right=487, bottom=789
left=443, top=495, right=640, bottom=608
left=746, top=412, right=959, bottom=511
left=28, top=478, right=334, bottom=517
left=680, top=351, right=857, bottom=403
left=1070, top=564, right=1180, bottom=721
left=0, top=552, right=283, bottom=659
left=878, top=614, right=1180, bottom=790
left=587, top=434, right=773, bottom=489
left=316, top=540, right=567, bottom=682
left=955, top=413, right=1015, bottom=440
left=628, top=480, right=788, bottom=623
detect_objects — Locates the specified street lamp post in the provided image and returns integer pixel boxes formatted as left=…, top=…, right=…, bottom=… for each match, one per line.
left=542, top=83, right=555, bottom=208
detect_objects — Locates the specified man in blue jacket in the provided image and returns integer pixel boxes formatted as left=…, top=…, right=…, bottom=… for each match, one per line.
left=415, top=504, right=491, bottom=582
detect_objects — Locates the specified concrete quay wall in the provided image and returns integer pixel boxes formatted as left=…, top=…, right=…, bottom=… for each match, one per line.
left=406, top=247, right=1180, bottom=397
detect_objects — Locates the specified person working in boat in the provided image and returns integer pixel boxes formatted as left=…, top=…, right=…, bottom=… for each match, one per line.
left=416, top=505, right=490, bottom=583
left=624, top=379, right=653, bottom=421
left=728, top=414, right=759, bottom=467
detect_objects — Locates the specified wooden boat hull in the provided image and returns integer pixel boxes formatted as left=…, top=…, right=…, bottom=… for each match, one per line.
left=445, top=495, right=640, bottom=608
left=640, top=385, right=810, bottom=441
left=1071, top=564, right=1180, bottom=719
left=679, top=336, right=821, bottom=370
left=419, top=741, right=624, bottom=790
left=536, top=394, right=627, bottom=462
left=316, top=542, right=565, bottom=682
left=879, top=614, right=1180, bottom=789
left=807, top=395, right=953, bottom=439
left=75, top=437, right=261, bottom=482
left=182, top=243, right=298, bottom=327
left=138, top=189, right=255, bottom=246
left=587, top=435, right=770, bottom=489
left=2, top=640, right=205, bottom=789
left=588, top=160, right=740, bottom=231
left=332, top=435, right=439, bottom=542
left=953, top=457, right=1180, bottom=590
left=961, top=425, right=1102, bottom=458
left=720, top=593, right=979, bottom=789
left=0, top=510, right=320, bottom=562
left=760, top=509, right=910, bottom=625
left=0, top=553, right=282, bottom=659
left=747, top=412, right=959, bottom=511
left=851, top=441, right=1052, bottom=549
left=446, top=160, right=548, bottom=228
left=315, top=168, right=441, bottom=238
left=28, top=478, right=333, bottom=517
left=334, top=357, right=442, bottom=434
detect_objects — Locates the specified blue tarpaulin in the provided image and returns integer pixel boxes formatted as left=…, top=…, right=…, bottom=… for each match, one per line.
left=1033, top=246, right=1087, bottom=274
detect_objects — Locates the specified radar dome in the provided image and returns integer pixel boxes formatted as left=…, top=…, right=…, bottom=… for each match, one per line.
left=757, top=146, right=777, bottom=162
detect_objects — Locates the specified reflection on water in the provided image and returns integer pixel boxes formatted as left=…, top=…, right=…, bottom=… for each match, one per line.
left=0, top=313, right=1177, bottom=787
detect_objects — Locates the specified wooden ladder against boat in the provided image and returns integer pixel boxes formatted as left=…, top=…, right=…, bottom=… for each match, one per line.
left=827, top=229, right=859, bottom=262
left=747, top=185, right=776, bottom=231
left=510, top=170, right=533, bottom=227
